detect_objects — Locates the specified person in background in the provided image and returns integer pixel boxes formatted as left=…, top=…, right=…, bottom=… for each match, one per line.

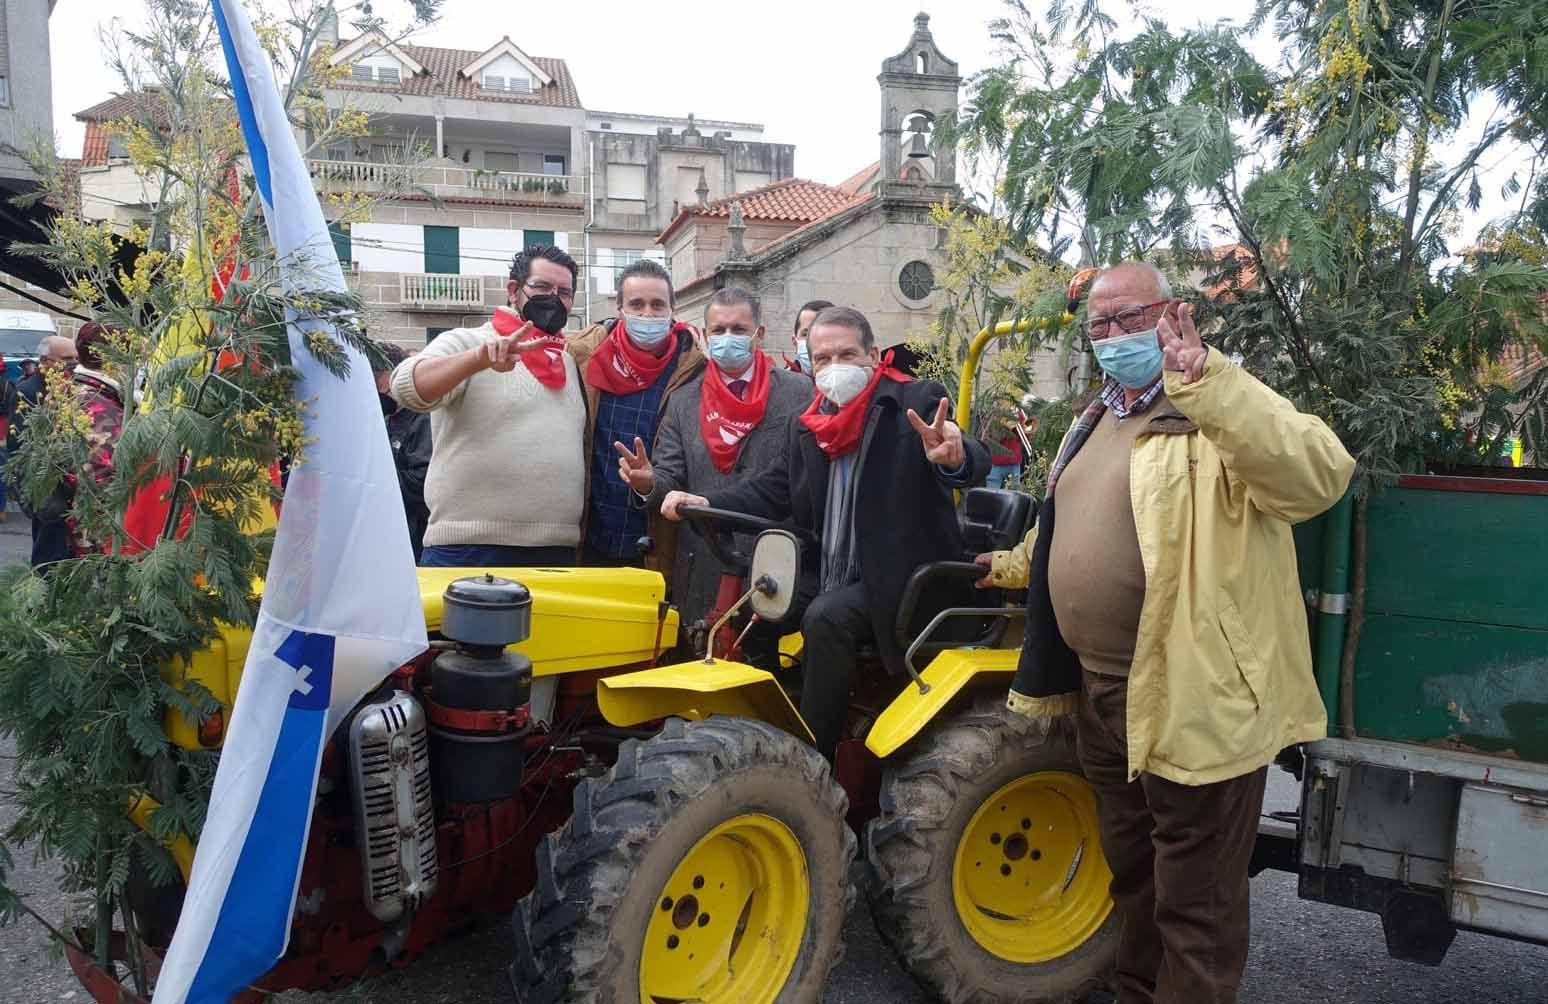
left=66, top=322, right=127, bottom=555
left=785, top=298, right=833, bottom=375
left=614, top=286, right=810, bottom=653
left=0, top=353, right=17, bottom=523
left=986, top=413, right=1025, bottom=489
left=15, top=338, right=65, bottom=411
left=389, top=244, right=586, bottom=567
left=661, top=306, right=991, bottom=759
left=16, top=335, right=79, bottom=566
left=374, top=342, right=431, bottom=562
left=979, top=262, right=1355, bottom=1004
left=569, top=259, right=704, bottom=566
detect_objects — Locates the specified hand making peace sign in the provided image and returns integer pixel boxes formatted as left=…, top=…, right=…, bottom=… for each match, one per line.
left=1158, top=302, right=1208, bottom=385
left=906, top=397, right=967, bottom=469
left=614, top=436, right=655, bottom=494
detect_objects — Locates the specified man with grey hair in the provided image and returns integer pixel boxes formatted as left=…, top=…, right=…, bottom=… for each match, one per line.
left=662, top=305, right=992, bottom=758
left=615, top=286, right=809, bottom=652
left=979, top=261, right=1355, bottom=1002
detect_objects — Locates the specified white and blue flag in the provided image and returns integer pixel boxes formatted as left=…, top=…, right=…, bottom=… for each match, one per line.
left=153, top=3, right=429, bottom=1001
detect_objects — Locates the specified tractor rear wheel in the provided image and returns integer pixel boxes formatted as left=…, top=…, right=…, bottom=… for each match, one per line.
left=866, top=693, right=1117, bottom=1003
left=510, top=715, right=856, bottom=1004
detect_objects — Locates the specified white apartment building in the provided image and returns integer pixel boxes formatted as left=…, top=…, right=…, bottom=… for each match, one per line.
left=73, top=20, right=796, bottom=347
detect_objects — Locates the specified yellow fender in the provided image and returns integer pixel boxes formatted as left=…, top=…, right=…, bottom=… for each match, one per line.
left=865, top=647, right=1019, bottom=758
left=598, top=660, right=815, bottom=745
left=128, top=792, right=196, bottom=885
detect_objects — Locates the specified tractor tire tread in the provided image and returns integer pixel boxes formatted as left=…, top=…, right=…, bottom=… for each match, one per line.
left=510, top=716, right=856, bottom=1004
left=865, top=692, right=1112, bottom=1004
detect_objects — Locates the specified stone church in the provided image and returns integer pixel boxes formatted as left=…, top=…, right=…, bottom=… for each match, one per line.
left=662, top=13, right=1068, bottom=401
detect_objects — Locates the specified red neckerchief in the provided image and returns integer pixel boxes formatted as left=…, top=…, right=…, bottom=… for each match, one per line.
left=492, top=306, right=567, bottom=389
left=799, top=351, right=913, bottom=459
left=782, top=354, right=803, bottom=373
left=699, top=352, right=773, bottom=473
left=585, top=319, right=688, bottom=394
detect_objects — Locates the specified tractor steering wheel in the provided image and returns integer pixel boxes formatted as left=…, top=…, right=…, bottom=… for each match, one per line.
left=678, top=505, right=787, bottom=577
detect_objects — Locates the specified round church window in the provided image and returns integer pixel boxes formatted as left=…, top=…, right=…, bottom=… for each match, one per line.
left=898, top=260, right=935, bottom=301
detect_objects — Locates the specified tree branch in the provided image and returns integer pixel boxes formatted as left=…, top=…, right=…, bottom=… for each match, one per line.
left=1400, top=0, right=1458, bottom=279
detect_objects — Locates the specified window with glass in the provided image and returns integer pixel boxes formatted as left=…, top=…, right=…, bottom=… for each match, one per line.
left=898, top=260, right=935, bottom=301
left=613, top=250, right=645, bottom=290
left=482, top=72, right=531, bottom=93
left=543, top=155, right=566, bottom=176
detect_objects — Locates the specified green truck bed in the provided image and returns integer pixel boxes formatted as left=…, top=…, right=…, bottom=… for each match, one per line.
left=1295, top=474, right=1548, bottom=761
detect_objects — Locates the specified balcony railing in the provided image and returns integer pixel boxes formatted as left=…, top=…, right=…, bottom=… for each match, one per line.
left=307, top=158, right=586, bottom=209
left=401, top=273, right=485, bottom=311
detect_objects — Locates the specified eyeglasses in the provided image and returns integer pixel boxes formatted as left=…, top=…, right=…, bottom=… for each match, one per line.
left=1084, top=300, right=1169, bottom=340
left=525, top=279, right=575, bottom=301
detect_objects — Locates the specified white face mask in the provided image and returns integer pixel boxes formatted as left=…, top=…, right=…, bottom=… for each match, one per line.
left=816, top=362, right=872, bottom=406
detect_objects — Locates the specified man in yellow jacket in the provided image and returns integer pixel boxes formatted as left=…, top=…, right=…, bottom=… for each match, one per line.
left=979, top=262, right=1354, bottom=1003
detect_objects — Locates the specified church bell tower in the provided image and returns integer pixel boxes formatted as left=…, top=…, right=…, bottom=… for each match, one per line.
left=878, top=12, right=961, bottom=200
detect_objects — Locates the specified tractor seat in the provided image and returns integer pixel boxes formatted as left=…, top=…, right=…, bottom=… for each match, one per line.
left=958, top=487, right=1033, bottom=555
left=889, top=488, right=1036, bottom=670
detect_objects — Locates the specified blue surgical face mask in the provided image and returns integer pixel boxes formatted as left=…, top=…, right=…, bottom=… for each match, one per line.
left=708, top=333, right=755, bottom=373
left=1091, top=327, right=1163, bottom=389
left=795, top=339, right=812, bottom=374
left=623, top=313, right=673, bottom=349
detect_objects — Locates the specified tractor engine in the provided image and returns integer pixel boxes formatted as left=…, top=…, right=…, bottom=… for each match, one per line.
left=345, top=574, right=533, bottom=929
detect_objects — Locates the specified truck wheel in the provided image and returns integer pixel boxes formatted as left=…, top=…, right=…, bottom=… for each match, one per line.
left=866, top=693, right=1117, bottom=1003
left=510, top=716, right=856, bottom=1004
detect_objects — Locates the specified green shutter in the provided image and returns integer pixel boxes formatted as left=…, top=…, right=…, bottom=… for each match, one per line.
left=328, top=221, right=351, bottom=264
left=423, top=225, right=460, bottom=274
left=523, top=229, right=555, bottom=251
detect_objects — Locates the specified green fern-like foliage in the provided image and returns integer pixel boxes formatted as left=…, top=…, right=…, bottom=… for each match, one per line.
left=0, top=0, right=408, bottom=984
left=954, top=0, right=1548, bottom=485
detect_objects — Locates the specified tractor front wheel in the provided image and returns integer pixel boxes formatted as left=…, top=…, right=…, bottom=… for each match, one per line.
left=866, top=693, right=1118, bottom=1003
left=510, top=716, right=856, bottom=1004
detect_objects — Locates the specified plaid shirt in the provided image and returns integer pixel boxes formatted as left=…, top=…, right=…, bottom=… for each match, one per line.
left=1100, top=376, right=1165, bottom=419
left=585, top=341, right=685, bottom=558
left=1046, top=377, right=1163, bottom=496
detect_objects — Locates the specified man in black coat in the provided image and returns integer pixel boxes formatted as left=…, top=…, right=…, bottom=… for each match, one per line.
left=374, top=343, right=432, bottom=562
left=662, top=306, right=990, bottom=758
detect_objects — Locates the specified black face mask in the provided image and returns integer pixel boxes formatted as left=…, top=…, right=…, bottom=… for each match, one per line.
left=521, top=293, right=570, bottom=335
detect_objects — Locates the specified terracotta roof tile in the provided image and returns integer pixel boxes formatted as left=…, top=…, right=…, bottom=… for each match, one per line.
left=332, top=40, right=583, bottom=109
left=678, top=191, right=877, bottom=294
left=658, top=177, right=858, bottom=243
left=75, top=92, right=172, bottom=126
left=836, top=162, right=880, bottom=197
left=80, top=122, right=109, bottom=167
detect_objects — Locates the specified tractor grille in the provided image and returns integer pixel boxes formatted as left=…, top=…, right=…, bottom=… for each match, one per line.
left=347, top=691, right=438, bottom=924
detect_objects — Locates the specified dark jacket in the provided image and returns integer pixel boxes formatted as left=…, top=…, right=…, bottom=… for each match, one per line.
left=12, top=371, right=43, bottom=452
left=644, top=364, right=812, bottom=630
left=708, top=377, right=991, bottom=677
left=385, top=402, right=432, bottom=561
left=0, top=376, right=17, bottom=449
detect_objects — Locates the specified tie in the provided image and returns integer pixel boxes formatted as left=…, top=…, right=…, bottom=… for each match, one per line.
left=728, top=379, right=747, bottom=400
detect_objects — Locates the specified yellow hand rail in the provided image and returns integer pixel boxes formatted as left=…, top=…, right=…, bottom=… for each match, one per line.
left=954, top=312, right=1078, bottom=432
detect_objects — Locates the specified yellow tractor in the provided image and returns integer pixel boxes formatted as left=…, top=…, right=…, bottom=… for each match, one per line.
left=83, top=320, right=1116, bottom=1004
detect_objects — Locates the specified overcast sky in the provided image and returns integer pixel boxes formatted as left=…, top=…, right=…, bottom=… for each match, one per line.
left=47, top=0, right=1528, bottom=242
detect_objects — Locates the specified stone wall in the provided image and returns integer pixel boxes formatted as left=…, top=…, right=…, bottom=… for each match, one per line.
left=676, top=200, right=1074, bottom=403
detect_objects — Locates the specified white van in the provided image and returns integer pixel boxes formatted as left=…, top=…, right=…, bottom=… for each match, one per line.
left=0, top=309, right=59, bottom=379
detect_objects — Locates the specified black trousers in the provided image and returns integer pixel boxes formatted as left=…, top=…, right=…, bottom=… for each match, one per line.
left=30, top=516, right=70, bottom=567
left=798, top=582, right=872, bottom=760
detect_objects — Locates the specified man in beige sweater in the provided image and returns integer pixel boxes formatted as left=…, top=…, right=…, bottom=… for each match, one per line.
left=389, top=245, right=586, bottom=566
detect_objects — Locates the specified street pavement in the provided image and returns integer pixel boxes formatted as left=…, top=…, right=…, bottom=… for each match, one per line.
left=0, top=516, right=1546, bottom=1001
